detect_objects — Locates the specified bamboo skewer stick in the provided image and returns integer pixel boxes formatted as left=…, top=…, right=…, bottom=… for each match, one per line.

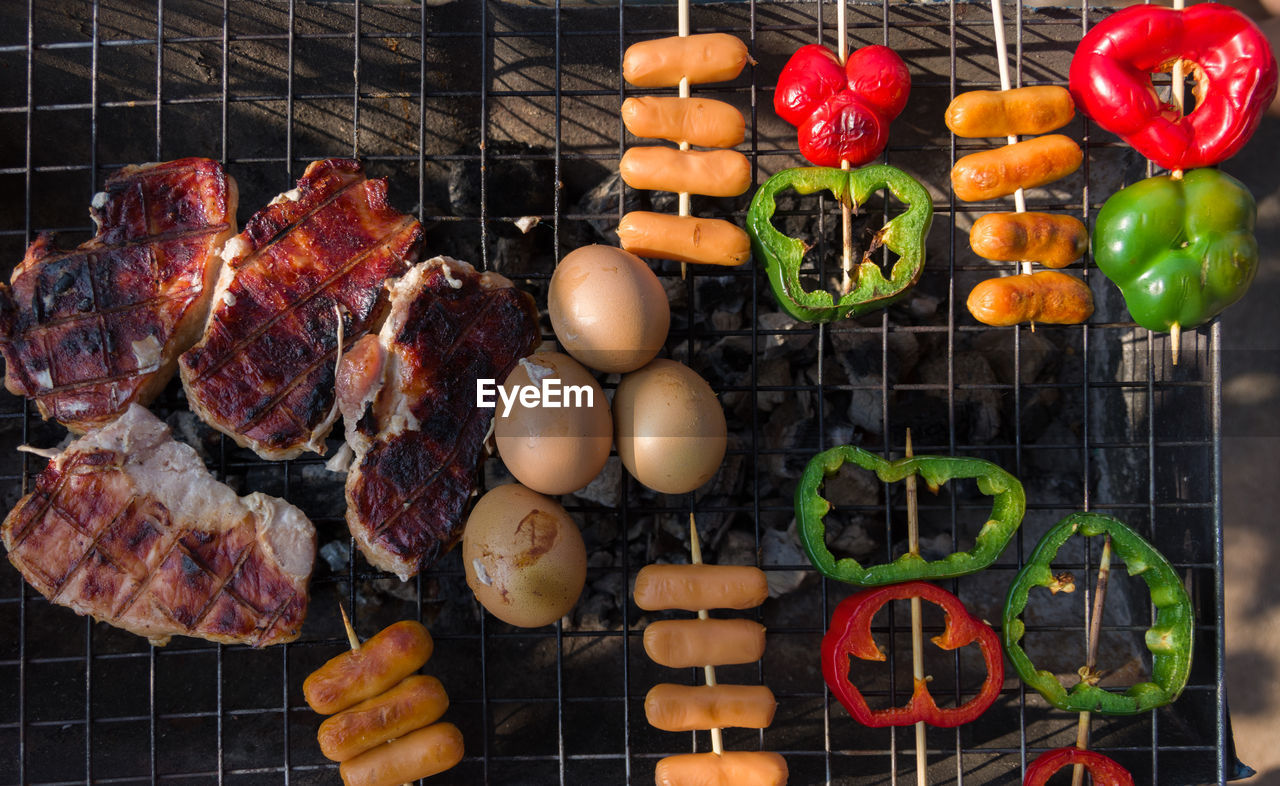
left=1167, top=0, right=1186, bottom=365
left=990, top=0, right=1030, bottom=277
left=677, top=0, right=690, bottom=280
left=339, top=601, right=361, bottom=651
left=905, top=430, right=927, bottom=786
left=1070, top=535, right=1113, bottom=786
left=689, top=514, right=724, bottom=756
left=837, top=1, right=856, bottom=294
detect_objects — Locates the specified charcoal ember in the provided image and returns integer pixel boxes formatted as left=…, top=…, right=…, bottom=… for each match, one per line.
left=447, top=141, right=554, bottom=274
left=571, top=171, right=645, bottom=245
left=319, top=540, right=350, bottom=574
left=907, top=291, right=941, bottom=320
left=762, top=525, right=807, bottom=598
left=294, top=463, right=350, bottom=528
left=821, top=456, right=881, bottom=507
left=829, top=328, right=921, bottom=436
left=827, top=515, right=878, bottom=559
left=762, top=395, right=816, bottom=486
left=756, top=357, right=791, bottom=412
left=915, top=350, right=1002, bottom=444
left=164, top=409, right=217, bottom=463
left=716, top=528, right=757, bottom=568
left=570, top=456, right=622, bottom=508
left=569, top=591, right=616, bottom=630
left=975, top=329, right=1058, bottom=386
left=757, top=311, right=815, bottom=359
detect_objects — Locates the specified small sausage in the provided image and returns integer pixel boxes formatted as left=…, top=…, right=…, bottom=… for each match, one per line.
left=617, top=212, right=750, bottom=267
left=338, top=722, right=464, bottom=786
left=945, top=86, right=1075, bottom=138
left=644, top=683, right=777, bottom=731
left=303, top=620, right=434, bottom=715
left=633, top=564, right=769, bottom=611
left=621, top=96, right=745, bottom=148
left=643, top=618, right=767, bottom=668
left=620, top=147, right=751, bottom=198
left=623, top=33, right=750, bottom=88
left=969, top=212, right=1088, bottom=268
left=951, top=134, right=1083, bottom=202
left=655, top=751, right=790, bottom=786
left=318, top=675, right=450, bottom=762
left=966, top=271, right=1094, bottom=326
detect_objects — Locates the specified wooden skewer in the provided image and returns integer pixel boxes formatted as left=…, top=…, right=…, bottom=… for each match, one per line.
left=339, top=601, right=361, bottom=652
left=1167, top=0, right=1187, bottom=365
left=837, top=1, right=856, bottom=295
left=990, top=0, right=1031, bottom=277
left=1070, top=535, right=1113, bottom=786
left=677, top=0, right=690, bottom=281
left=688, top=513, right=724, bottom=756
left=905, top=430, right=927, bottom=786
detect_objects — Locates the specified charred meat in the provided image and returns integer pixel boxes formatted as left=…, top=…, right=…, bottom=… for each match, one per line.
left=0, top=158, right=237, bottom=433
left=2, top=404, right=316, bottom=646
left=338, top=257, right=541, bottom=579
left=180, top=158, right=422, bottom=461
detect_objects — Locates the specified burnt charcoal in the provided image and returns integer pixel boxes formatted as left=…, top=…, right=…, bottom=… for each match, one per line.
left=917, top=350, right=1002, bottom=444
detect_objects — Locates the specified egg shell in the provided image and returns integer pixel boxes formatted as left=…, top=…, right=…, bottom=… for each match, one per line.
left=462, top=484, right=587, bottom=628
left=494, top=352, right=612, bottom=495
left=548, top=244, right=670, bottom=373
left=613, top=359, right=727, bottom=495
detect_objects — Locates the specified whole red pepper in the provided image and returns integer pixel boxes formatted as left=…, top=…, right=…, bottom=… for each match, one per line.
left=1069, top=2, right=1277, bottom=172
left=774, top=43, right=910, bottom=167
left=821, top=581, right=1003, bottom=728
left=1024, top=747, right=1135, bottom=786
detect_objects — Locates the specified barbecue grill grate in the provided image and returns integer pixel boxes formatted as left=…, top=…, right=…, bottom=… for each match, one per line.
left=0, top=1, right=1239, bottom=784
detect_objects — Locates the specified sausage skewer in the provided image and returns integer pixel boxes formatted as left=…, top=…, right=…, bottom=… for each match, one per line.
left=905, top=431, right=927, bottom=786
left=688, top=513, right=724, bottom=756
left=989, top=0, right=1031, bottom=276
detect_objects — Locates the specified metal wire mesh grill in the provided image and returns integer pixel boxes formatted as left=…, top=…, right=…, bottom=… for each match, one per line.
left=0, top=0, right=1236, bottom=783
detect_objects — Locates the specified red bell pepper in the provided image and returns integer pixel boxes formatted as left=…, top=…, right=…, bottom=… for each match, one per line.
left=1024, top=747, right=1135, bottom=786
left=1069, top=2, right=1277, bottom=172
left=774, top=43, right=910, bottom=168
left=821, top=581, right=1003, bottom=728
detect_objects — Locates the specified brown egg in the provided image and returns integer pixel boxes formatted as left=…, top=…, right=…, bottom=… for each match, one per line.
left=613, top=359, right=727, bottom=495
left=548, top=244, right=670, bottom=373
left=494, top=352, right=612, bottom=495
left=462, top=484, right=587, bottom=628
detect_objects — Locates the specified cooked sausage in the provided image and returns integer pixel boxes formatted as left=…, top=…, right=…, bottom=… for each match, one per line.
left=966, top=271, right=1094, bottom=326
left=951, top=134, right=1082, bottom=202
left=945, top=86, right=1075, bottom=138
left=643, top=618, right=767, bottom=668
left=620, top=147, right=751, bottom=197
left=338, top=722, right=464, bottom=786
left=644, top=683, right=777, bottom=731
left=623, top=33, right=750, bottom=88
left=633, top=564, right=769, bottom=611
left=969, top=212, right=1088, bottom=268
left=617, top=212, right=750, bottom=267
left=318, top=675, right=450, bottom=762
left=655, top=751, right=789, bottom=786
left=621, top=96, right=745, bottom=148
left=303, top=620, right=434, bottom=715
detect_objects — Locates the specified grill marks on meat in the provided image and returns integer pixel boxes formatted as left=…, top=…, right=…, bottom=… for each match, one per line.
left=2, top=405, right=315, bottom=646
left=0, top=158, right=236, bottom=433
left=180, top=158, right=422, bottom=461
left=341, top=257, right=541, bottom=579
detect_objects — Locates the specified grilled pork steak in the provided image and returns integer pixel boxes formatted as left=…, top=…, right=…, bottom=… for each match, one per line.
left=338, top=257, right=541, bottom=579
left=0, top=158, right=237, bottom=433
left=2, top=405, right=316, bottom=646
left=180, top=158, right=422, bottom=461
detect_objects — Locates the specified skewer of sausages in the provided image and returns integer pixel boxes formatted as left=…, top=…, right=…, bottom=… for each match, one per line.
left=951, top=134, right=1082, bottom=202
left=619, top=147, right=751, bottom=198
left=966, top=271, right=1093, bottom=326
left=644, top=683, right=777, bottom=732
left=617, top=212, right=751, bottom=267
left=945, top=86, right=1074, bottom=138
left=655, top=751, right=790, bottom=786
left=337, top=722, right=465, bottom=786
left=318, top=675, right=450, bottom=762
left=303, top=620, right=434, bottom=715
left=623, top=33, right=750, bottom=88
left=643, top=617, right=767, bottom=669
left=969, top=212, right=1088, bottom=268
left=621, top=96, right=745, bottom=148
left=633, top=563, right=769, bottom=611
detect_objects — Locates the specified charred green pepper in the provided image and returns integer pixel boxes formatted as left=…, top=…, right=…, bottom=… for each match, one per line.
left=796, top=445, right=1024, bottom=586
left=1002, top=512, right=1194, bottom=715
left=1093, top=168, right=1258, bottom=334
left=747, top=165, right=932, bottom=323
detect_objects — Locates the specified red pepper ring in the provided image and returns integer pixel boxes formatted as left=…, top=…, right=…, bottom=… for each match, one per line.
left=821, top=581, right=1003, bottom=728
left=1068, top=3, right=1278, bottom=172
left=1024, top=747, right=1135, bottom=786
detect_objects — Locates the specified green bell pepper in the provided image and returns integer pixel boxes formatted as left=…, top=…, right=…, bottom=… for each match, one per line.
left=747, top=165, right=933, bottom=323
left=1093, top=167, right=1258, bottom=333
left=1002, top=512, right=1194, bottom=715
left=796, top=445, right=1024, bottom=586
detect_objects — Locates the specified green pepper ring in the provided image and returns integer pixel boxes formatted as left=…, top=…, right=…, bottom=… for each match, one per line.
left=747, top=165, right=933, bottom=323
left=1002, top=512, right=1194, bottom=715
left=796, top=445, right=1025, bottom=586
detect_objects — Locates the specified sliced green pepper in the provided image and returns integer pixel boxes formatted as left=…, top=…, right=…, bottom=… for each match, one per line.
left=747, top=165, right=933, bottom=323
left=1093, top=167, right=1258, bottom=333
left=795, top=445, right=1024, bottom=586
left=1002, top=512, right=1194, bottom=715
